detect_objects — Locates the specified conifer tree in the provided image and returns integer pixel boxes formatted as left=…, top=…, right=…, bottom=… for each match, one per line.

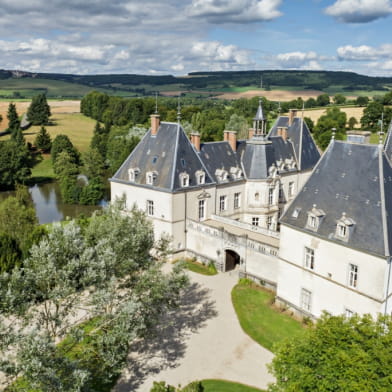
left=6, top=103, right=20, bottom=133
left=27, top=93, right=51, bottom=125
left=34, top=126, right=52, bottom=152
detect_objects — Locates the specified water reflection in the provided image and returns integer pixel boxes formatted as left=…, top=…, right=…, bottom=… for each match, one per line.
left=0, top=182, right=104, bottom=224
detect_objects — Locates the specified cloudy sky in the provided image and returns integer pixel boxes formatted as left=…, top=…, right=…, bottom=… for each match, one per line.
left=1, top=0, right=392, bottom=76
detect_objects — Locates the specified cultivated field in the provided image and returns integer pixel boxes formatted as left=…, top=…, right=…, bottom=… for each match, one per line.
left=302, top=106, right=365, bottom=127
left=0, top=100, right=95, bottom=152
left=218, top=89, right=324, bottom=101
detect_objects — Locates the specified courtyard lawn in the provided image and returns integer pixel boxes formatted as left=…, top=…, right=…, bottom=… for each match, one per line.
left=180, top=259, right=218, bottom=276
left=231, top=280, right=304, bottom=352
left=199, top=379, right=265, bottom=392
left=30, top=155, right=56, bottom=183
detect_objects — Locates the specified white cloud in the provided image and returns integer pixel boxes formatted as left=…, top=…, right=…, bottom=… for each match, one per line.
left=275, top=51, right=324, bottom=69
left=325, top=0, right=392, bottom=23
left=337, top=44, right=392, bottom=60
left=188, top=0, right=282, bottom=23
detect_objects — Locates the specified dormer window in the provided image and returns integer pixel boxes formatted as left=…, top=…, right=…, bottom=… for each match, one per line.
left=336, top=213, right=355, bottom=241
left=215, top=169, right=228, bottom=183
left=146, top=171, right=158, bottom=185
left=196, top=170, right=205, bottom=185
left=230, top=167, right=242, bottom=179
left=179, top=172, right=190, bottom=187
left=306, top=204, right=325, bottom=231
left=128, top=168, right=140, bottom=182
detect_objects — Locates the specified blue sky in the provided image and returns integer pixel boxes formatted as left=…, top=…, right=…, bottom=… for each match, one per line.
left=0, top=0, right=392, bottom=76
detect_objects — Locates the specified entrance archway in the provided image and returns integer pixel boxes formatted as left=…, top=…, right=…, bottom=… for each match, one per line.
left=225, top=249, right=240, bottom=271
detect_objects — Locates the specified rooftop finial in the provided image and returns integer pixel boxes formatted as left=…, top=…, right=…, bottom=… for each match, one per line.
left=278, top=102, right=281, bottom=115
left=177, top=97, right=181, bottom=123
left=155, top=91, right=158, bottom=114
left=331, top=127, right=336, bottom=141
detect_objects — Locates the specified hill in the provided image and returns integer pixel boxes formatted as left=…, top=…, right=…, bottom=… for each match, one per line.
left=0, top=69, right=391, bottom=99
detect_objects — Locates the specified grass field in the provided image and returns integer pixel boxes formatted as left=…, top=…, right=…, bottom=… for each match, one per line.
left=0, top=112, right=96, bottom=152
left=179, top=259, right=218, bottom=276
left=231, top=280, right=304, bottom=352
left=196, top=379, right=265, bottom=392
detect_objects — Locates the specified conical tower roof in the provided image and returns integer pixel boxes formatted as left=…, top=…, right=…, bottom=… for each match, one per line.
left=254, top=99, right=265, bottom=121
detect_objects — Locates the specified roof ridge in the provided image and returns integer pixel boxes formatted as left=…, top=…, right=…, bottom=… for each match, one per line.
left=169, top=124, right=181, bottom=190
left=379, top=146, right=390, bottom=257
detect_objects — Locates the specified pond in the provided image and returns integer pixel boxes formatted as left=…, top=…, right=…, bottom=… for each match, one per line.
left=0, top=182, right=107, bottom=224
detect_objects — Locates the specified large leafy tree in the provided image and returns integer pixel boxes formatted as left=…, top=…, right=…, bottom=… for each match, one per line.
left=360, top=101, right=392, bottom=132
left=268, top=313, right=392, bottom=392
left=51, top=134, right=80, bottom=165
left=0, top=204, right=188, bottom=391
left=27, top=93, right=51, bottom=125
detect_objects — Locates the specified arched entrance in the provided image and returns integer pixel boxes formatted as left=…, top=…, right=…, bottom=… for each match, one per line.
left=225, top=249, right=240, bottom=271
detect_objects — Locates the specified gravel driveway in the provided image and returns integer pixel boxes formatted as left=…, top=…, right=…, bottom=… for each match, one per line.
left=115, top=268, right=274, bottom=392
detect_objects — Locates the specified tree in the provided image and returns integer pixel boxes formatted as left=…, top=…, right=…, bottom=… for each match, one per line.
left=348, top=116, right=358, bottom=129
left=0, top=139, right=32, bottom=189
left=34, top=126, right=52, bottom=152
left=27, top=93, right=51, bottom=125
left=226, top=114, right=249, bottom=139
left=360, top=101, right=392, bottom=132
left=0, top=233, right=22, bottom=273
left=356, top=96, right=369, bottom=107
left=82, top=148, right=105, bottom=180
left=333, top=94, right=346, bottom=105
left=268, top=313, right=392, bottom=392
left=304, top=117, right=314, bottom=133
left=51, top=134, right=80, bottom=165
left=0, top=204, right=188, bottom=390
left=316, top=94, right=330, bottom=107
left=6, top=103, right=20, bottom=134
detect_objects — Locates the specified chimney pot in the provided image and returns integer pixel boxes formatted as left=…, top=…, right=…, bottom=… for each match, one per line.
left=248, top=128, right=254, bottom=139
left=227, top=131, right=237, bottom=152
left=289, top=109, right=297, bottom=126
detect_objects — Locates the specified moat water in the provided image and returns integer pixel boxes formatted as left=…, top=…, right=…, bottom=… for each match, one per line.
left=0, top=182, right=106, bottom=224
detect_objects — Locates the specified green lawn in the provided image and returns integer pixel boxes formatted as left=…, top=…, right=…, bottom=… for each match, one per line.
left=30, top=155, right=55, bottom=183
left=231, top=280, right=304, bottom=352
left=180, top=259, right=218, bottom=276
left=198, top=379, right=265, bottom=392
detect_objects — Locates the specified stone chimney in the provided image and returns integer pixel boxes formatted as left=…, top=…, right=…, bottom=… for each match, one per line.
left=228, top=131, right=237, bottom=152
left=190, top=132, right=201, bottom=151
left=248, top=128, right=254, bottom=139
left=288, top=109, right=297, bottom=126
left=277, top=126, right=288, bottom=141
left=150, top=114, right=160, bottom=136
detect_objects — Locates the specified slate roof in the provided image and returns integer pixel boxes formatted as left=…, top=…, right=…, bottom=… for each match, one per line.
left=268, top=116, right=320, bottom=171
left=198, top=141, right=242, bottom=183
left=281, top=140, right=392, bottom=257
left=111, top=122, right=214, bottom=191
left=254, top=100, right=265, bottom=121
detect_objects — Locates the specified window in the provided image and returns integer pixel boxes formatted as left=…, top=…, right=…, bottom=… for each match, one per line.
left=179, top=172, right=189, bottom=187
left=234, top=192, right=240, bottom=209
left=337, top=224, right=347, bottom=237
left=348, top=264, right=358, bottom=288
left=292, top=207, right=301, bottom=218
left=279, top=186, right=284, bottom=201
left=304, top=247, right=315, bottom=270
left=255, top=192, right=260, bottom=201
left=288, top=181, right=295, bottom=197
left=196, top=170, right=205, bottom=185
left=268, top=188, right=274, bottom=205
left=301, top=288, right=312, bottom=312
left=128, top=168, right=139, bottom=182
left=267, top=216, right=273, bottom=230
left=308, top=215, right=316, bottom=228
left=219, top=195, right=227, bottom=212
left=146, top=171, right=157, bottom=185
left=252, top=217, right=259, bottom=226
left=198, top=199, right=205, bottom=220
left=147, top=200, right=154, bottom=216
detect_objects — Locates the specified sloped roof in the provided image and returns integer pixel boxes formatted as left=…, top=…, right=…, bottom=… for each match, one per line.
left=254, top=100, right=265, bottom=121
left=269, top=116, right=320, bottom=171
left=281, top=140, right=392, bottom=257
left=198, top=141, right=243, bottom=182
left=111, top=122, right=214, bottom=191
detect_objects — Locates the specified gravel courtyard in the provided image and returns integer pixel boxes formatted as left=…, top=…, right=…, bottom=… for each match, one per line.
left=115, top=268, right=274, bottom=391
